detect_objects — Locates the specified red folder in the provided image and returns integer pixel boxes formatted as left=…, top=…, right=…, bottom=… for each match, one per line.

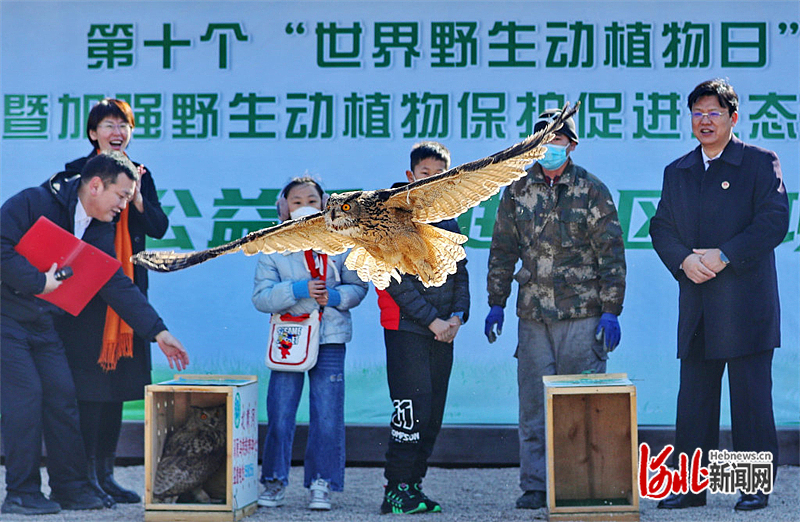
left=14, top=216, right=121, bottom=316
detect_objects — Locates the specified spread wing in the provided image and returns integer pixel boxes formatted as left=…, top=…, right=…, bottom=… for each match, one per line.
left=132, top=213, right=353, bottom=272
left=383, top=102, right=579, bottom=223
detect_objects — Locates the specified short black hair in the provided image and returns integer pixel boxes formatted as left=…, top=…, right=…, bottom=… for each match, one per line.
left=86, top=98, right=135, bottom=149
left=688, top=79, right=739, bottom=116
left=81, top=150, right=138, bottom=186
left=410, top=141, right=451, bottom=171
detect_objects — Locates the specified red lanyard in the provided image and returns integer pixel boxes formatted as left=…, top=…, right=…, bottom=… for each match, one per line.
left=303, top=250, right=327, bottom=281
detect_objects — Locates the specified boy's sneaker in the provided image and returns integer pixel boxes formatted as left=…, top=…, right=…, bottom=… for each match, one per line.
left=413, top=482, right=441, bottom=513
left=1, top=492, right=61, bottom=515
left=257, top=479, right=285, bottom=507
left=380, top=482, right=428, bottom=514
left=308, top=478, right=331, bottom=510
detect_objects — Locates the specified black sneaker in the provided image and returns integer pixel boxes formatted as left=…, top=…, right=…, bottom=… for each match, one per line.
left=380, top=482, right=428, bottom=514
left=412, top=483, right=441, bottom=513
left=50, top=486, right=105, bottom=510
left=1, top=492, right=61, bottom=515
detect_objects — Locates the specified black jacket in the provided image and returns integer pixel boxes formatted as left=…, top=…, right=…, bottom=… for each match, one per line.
left=1, top=176, right=168, bottom=401
left=1, top=176, right=167, bottom=336
left=650, top=136, right=789, bottom=359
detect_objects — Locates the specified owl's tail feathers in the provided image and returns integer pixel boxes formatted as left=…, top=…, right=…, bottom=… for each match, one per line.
left=131, top=248, right=225, bottom=272
left=345, top=246, right=401, bottom=290
left=414, top=224, right=467, bottom=288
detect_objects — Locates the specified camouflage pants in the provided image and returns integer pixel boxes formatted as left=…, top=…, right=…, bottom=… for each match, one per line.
left=515, top=316, right=606, bottom=492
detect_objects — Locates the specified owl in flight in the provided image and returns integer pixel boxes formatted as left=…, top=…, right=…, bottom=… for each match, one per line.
left=133, top=103, right=579, bottom=289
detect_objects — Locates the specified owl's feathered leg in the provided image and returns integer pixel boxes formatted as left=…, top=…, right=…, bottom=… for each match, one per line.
left=412, top=224, right=467, bottom=288
left=345, top=225, right=466, bottom=289
left=345, top=246, right=397, bottom=290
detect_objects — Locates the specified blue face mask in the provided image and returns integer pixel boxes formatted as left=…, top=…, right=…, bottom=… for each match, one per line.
left=539, top=143, right=569, bottom=170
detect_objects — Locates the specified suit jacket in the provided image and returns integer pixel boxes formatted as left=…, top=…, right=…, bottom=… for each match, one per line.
left=649, top=136, right=789, bottom=359
left=0, top=177, right=167, bottom=352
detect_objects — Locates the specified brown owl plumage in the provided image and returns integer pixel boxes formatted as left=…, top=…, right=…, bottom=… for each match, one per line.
left=133, top=103, right=579, bottom=289
left=152, top=404, right=227, bottom=504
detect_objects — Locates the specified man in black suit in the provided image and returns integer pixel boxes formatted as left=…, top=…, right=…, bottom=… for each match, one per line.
left=0, top=151, right=189, bottom=515
left=650, top=79, right=789, bottom=511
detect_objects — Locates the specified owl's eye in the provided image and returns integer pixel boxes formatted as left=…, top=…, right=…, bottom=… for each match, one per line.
left=200, top=414, right=208, bottom=420
left=341, top=203, right=351, bottom=211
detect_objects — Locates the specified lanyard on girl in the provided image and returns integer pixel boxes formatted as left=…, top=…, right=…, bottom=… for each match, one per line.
left=304, top=250, right=328, bottom=281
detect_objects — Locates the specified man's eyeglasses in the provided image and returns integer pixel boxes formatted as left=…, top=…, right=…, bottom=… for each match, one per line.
left=691, top=111, right=724, bottom=121
left=98, top=123, right=131, bottom=132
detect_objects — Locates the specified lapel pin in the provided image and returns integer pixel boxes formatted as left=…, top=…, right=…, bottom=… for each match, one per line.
left=721, top=181, right=730, bottom=190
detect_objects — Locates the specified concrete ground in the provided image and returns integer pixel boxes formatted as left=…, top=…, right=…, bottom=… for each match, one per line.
left=1, top=465, right=797, bottom=521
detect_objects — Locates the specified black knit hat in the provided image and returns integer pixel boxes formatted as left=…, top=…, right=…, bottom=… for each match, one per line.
left=533, top=108, right=579, bottom=143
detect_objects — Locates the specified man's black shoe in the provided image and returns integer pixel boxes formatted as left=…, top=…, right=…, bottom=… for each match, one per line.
left=656, top=492, right=706, bottom=509
left=49, top=486, right=105, bottom=510
left=735, top=492, right=769, bottom=511
left=516, top=490, right=546, bottom=509
left=1, top=492, right=61, bottom=515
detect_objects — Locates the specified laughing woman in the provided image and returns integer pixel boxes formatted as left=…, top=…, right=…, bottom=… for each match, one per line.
left=52, top=98, right=169, bottom=505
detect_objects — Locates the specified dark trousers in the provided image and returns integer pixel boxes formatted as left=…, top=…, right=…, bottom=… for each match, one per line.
left=383, top=329, right=453, bottom=484
left=675, top=322, right=779, bottom=477
left=0, top=315, right=88, bottom=496
left=78, top=401, right=124, bottom=460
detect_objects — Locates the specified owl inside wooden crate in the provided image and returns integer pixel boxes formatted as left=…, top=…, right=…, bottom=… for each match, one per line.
left=150, top=396, right=228, bottom=504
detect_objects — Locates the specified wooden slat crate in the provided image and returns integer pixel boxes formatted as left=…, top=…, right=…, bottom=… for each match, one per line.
left=544, top=373, right=639, bottom=522
left=144, top=375, right=259, bottom=522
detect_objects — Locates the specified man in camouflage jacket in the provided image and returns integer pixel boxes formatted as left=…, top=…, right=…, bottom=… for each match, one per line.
left=485, top=109, right=626, bottom=509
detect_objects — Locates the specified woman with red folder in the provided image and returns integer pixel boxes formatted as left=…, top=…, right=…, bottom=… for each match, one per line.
left=53, top=98, right=169, bottom=506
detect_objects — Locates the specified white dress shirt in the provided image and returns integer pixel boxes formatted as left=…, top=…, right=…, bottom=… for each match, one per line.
left=74, top=199, right=92, bottom=239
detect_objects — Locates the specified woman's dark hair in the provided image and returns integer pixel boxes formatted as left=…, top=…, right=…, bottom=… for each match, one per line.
left=86, top=98, right=135, bottom=149
left=688, top=79, right=739, bottom=116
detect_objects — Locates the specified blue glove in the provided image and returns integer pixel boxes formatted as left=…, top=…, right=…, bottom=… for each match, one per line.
left=484, top=305, right=504, bottom=343
left=595, top=313, right=621, bottom=352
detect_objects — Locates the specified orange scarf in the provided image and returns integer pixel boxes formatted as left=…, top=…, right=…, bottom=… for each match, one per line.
left=98, top=206, right=134, bottom=371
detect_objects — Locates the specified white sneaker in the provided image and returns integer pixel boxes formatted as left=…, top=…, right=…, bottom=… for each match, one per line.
left=258, top=479, right=285, bottom=507
left=308, top=478, right=331, bottom=510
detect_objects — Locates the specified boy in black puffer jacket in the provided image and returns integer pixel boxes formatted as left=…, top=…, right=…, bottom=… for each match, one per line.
left=376, top=142, right=470, bottom=514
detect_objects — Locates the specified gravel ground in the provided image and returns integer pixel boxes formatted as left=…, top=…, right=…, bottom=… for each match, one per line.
left=1, top=464, right=797, bottom=521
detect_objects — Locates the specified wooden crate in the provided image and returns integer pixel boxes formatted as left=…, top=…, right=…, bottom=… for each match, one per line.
left=144, top=375, right=259, bottom=522
left=544, top=373, right=639, bottom=522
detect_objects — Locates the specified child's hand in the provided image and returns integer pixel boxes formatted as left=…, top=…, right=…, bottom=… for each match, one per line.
left=429, top=318, right=451, bottom=342
left=445, top=316, right=462, bottom=342
left=308, top=279, right=328, bottom=306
